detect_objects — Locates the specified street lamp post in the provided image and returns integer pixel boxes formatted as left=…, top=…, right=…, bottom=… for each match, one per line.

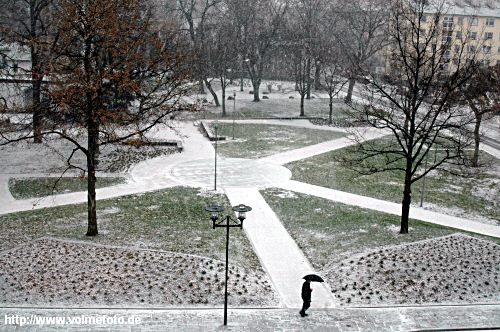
left=205, top=204, right=252, bottom=326
left=214, top=121, right=218, bottom=191
left=232, top=91, right=236, bottom=140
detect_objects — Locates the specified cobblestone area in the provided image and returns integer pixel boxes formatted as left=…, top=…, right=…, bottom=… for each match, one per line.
left=0, top=305, right=499, bottom=331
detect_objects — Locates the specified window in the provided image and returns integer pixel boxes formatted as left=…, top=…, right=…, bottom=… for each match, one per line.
left=468, top=45, right=476, bottom=53
left=421, top=15, right=427, bottom=23
left=482, top=45, right=491, bottom=53
left=454, top=45, right=461, bottom=53
left=419, top=28, right=426, bottom=36
left=442, top=34, right=452, bottom=44
left=484, top=32, right=493, bottom=40
left=443, top=16, right=453, bottom=30
left=498, top=46, right=500, bottom=54
left=497, top=60, right=500, bottom=65
left=468, top=31, right=477, bottom=40
left=480, top=59, right=490, bottom=66
left=453, top=58, right=460, bottom=65
left=457, top=17, right=464, bottom=25
left=13, top=63, right=18, bottom=73
left=486, top=18, right=495, bottom=26
left=0, top=55, right=6, bottom=69
left=456, top=31, right=462, bottom=39
left=470, top=16, right=478, bottom=26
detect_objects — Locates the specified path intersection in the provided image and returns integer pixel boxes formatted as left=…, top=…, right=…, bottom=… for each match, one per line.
left=0, top=119, right=499, bottom=331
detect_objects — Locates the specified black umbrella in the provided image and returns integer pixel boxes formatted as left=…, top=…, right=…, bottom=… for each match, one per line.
left=303, top=274, right=324, bottom=282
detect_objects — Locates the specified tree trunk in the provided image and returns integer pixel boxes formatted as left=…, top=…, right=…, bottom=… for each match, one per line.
left=252, top=80, right=260, bottom=102
left=306, top=58, right=311, bottom=99
left=198, top=78, right=205, bottom=94
left=472, top=111, right=482, bottom=167
left=32, top=79, right=43, bottom=143
left=314, top=60, right=321, bottom=90
left=345, top=78, right=356, bottom=104
left=300, top=94, right=305, bottom=117
left=400, top=166, right=412, bottom=234
left=86, top=117, right=98, bottom=237
left=205, top=79, right=220, bottom=107
left=221, top=83, right=226, bottom=117
left=329, top=98, right=333, bottom=124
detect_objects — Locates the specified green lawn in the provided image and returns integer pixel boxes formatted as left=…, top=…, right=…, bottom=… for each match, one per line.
left=211, top=123, right=345, bottom=159
left=286, top=139, right=500, bottom=223
left=9, top=177, right=126, bottom=199
left=0, top=187, right=262, bottom=270
left=260, top=188, right=494, bottom=270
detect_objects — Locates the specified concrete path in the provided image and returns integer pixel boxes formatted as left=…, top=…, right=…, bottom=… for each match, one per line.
left=279, top=180, right=500, bottom=238
left=1, top=305, right=499, bottom=331
left=260, top=127, right=387, bottom=166
left=224, top=188, right=336, bottom=308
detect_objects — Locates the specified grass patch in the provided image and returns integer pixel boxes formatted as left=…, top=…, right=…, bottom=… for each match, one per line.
left=211, top=123, right=345, bottom=159
left=9, top=177, right=126, bottom=199
left=204, top=97, right=353, bottom=121
left=286, top=139, right=500, bottom=223
left=0, top=187, right=262, bottom=270
left=261, top=188, right=496, bottom=270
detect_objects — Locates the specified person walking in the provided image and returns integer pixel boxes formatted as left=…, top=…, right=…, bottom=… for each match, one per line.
left=299, top=279, right=312, bottom=317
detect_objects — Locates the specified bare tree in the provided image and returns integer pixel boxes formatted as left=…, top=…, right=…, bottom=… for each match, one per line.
left=205, top=12, right=238, bottom=116
left=0, top=0, right=56, bottom=143
left=175, top=0, right=222, bottom=105
left=331, top=0, right=389, bottom=103
left=241, top=0, right=288, bottom=102
left=456, top=63, right=499, bottom=166
left=344, top=0, right=481, bottom=234
left=1, top=0, right=193, bottom=236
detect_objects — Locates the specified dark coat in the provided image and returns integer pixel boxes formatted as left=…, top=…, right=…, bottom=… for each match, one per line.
left=301, top=280, right=312, bottom=302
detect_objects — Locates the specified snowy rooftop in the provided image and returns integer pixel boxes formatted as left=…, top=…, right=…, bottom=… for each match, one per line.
left=425, top=0, right=500, bottom=17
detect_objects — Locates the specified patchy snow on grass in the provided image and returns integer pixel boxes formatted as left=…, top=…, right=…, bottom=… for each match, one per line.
left=273, top=190, right=298, bottom=199
left=416, top=202, right=499, bottom=226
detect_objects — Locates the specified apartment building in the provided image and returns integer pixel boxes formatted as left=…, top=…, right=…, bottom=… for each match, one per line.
left=424, top=0, right=500, bottom=69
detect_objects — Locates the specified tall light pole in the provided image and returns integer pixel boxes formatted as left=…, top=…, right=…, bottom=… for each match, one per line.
left=205, top=204, right=252, bottom=326
left=214, top=121, right=218, bottom=191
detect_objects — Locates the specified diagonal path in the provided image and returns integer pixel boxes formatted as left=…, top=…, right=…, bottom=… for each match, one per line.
left=224, top=187, right=336, bottom=308
left=259, top=127, right=388, bottom=165
left=279, top=180, right=500, bottom=238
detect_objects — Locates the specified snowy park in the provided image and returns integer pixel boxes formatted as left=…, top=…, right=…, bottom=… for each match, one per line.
left=1, top=82, right=499, bottom=312
left=1, top=0, right=500, bottom=329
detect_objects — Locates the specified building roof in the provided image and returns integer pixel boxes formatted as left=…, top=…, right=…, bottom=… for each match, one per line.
left=424, top=0, right=500, bottom=17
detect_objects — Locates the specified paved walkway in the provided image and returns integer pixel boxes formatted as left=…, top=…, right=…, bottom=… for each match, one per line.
left=224, top=188, right=335, bottom=308
left=1, top=305, right=499, bottom=331
left=279, top=180, right=500, bottom=238
left=260, top=127, right=387, bottom=166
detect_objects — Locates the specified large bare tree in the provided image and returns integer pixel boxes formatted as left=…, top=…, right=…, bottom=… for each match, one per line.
left=240, top=0, right=288, bottom=102
left=1, top=0, right=193, bottom=236
left=344, top=0, right=481, bottom=233
left=174, top=0, right=222, bottom=104
left=331, top=0, right=389, bottom=103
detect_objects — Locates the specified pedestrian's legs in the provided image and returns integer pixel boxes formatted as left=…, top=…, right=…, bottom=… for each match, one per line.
left=299, top=301, right=311, bottom=317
